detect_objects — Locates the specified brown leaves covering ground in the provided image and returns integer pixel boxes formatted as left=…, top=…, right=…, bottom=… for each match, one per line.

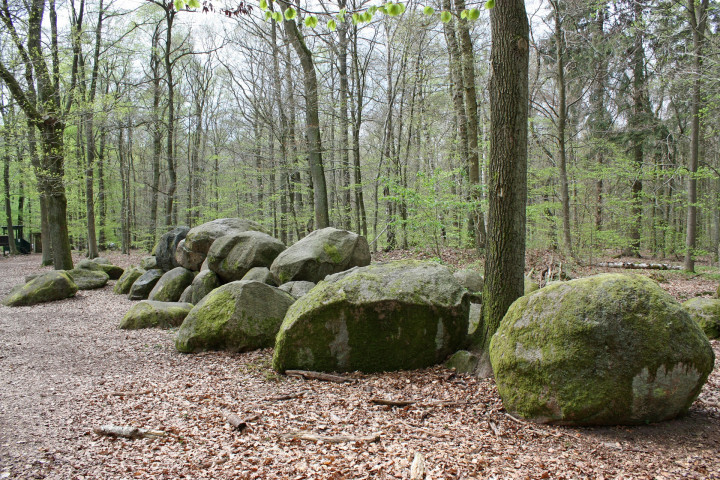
left=1, top=252, right=719, bottom=479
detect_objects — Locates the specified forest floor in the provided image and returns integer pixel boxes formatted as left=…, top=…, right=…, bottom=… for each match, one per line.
left=0, top=250, right=719, bottom=479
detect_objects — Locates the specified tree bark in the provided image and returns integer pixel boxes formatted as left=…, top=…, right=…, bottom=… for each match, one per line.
left=480, top=0, right=529, bottom=353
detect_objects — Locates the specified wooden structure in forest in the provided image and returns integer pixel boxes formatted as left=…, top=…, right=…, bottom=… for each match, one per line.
left=0, top=226, right=32, bottom=255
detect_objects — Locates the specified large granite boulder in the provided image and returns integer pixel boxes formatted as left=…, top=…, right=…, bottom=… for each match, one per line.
left=128, top=269, right=164, bottom=300
left=270, top=227, right=371, bottom=285
left=179, top=270, right=221, bottom=304
left=683, top=297, right=720, bottom=339
left=490, top=274, right=715, bottom=426
left=119, top=301, right=193, bottom=329
left=278, top=281, right=316, bottom=299
left=140, top=256, right=158, bottom=270
left=76, top=259, right=104, bottom=272
left=454, top=269, right=484, bottom=293
left=67, top=268, right=109, bottom=290
left=148, top=267, right=195, bottom=302
left=92, top=260, right=124, bottom=280
left=175, top=239, right=205, bottom=271
left=3, top=271, right=78, bottom=306
left=155, top=226, right=189, bottom=271
left=273, top=260, right=469, bottom=373
left=176, top=280, right=296, bottom=353
left=207, top=231, right=285, bottom=282
left=184, top=218, right=266, bottom=258
left=114, top=267, right=145, bottom=294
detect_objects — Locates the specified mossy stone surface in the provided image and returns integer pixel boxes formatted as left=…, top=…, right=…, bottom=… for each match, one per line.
left=683, top=297, right=720, bottom=339
left=490, top=273, right=715, bottom=426
left=140, top=256, right=157, bottom=270
left=270, top=227, right=371, bottom=284
left=119, top=301, right=193, bottom=329
left=3, top=271, right=78, bottom=306
left=179, top=270, right=221, bottom=304
left=94, top=262, right=124, bottom=279
left=242, top=267, right=277, bottom=285
left=114, top=267, right=145, bottom=294
left=175, top=280, right=296, bottom=353
left=454, top=269, right=484, bottom=293
left=524, top=277, right=540, bottom=294
left=445, top=350, right=480, bottom=374
left=156, top=226, right=189, bottom=271
left=128, top=269, right=164, bottom=300
left=148, top=267, right=195, bottom=302
left=207, top=231, right=285, bottom=282
left=272, top=260, right=469, bottom=373
left=67, top=268, right=109, bottom=290
left=76, top=259, right=104, bottom=272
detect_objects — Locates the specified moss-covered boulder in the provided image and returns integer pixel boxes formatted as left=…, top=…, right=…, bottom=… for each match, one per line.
left=156, top=226, right=189, bottom=271
left=454, top=269, right=484, bottom=293
left=270, top=227, right=371, bottom=285
left=683, top=297, right=720, bottom=339
left=273, top=260, right=469, bottom=373
left=179, top=270, right=221, bottom=304
left=176, top=280, right=296, bottom=353
left=114, top=267, right=145, bottom=295
left=67, top=268, right=109, bottom=290
left=445, top=350, right=480, bottom=374
left=76, top=259, right=104, bottom=272
left=278, top=281, right=316, bottom=299
left=184, top=218, right=266, bottom=258
left=93, top=262, right=124, bottom=280
left=175, top=238, right=205, bottom=271
left=119, top=300, right=193, bottom=329
left=207, top=231, right=285, bottom=282
left=148, top=267, right=195, bottom=302
left=140, top=256, right=157, bottom=270
left=524, top=277, right=540, bottom=294
left=128, top=269, right=164, bottom=300
left=242, top=267, right=277, bottom=285
left=3, top=271, right=78, bottom=306
left=490, top=274, right=715, bottom=426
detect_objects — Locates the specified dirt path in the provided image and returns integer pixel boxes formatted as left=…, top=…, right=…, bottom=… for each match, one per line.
left=1, top=254, right=719, bottom=479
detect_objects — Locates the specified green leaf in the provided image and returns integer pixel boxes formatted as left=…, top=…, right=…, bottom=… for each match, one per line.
left=386, top=3, right=401, bottom=16
left=398, top=3, right=406, bottom=14
left=423, top=6, right=434, bottom=15
left=368, top=6, right=378, bottom=15
left=272, top=11, right=282, bottom=22
left=328, top=19, right=337, bottom=31
left=284, top=7, right=296, bottom=20
left=259, top=0, right=268, bottom=11
left=468, top=8, right=480, bottom=20
left=460, top=9, right=468, bottom=19
left=337, top=8, right=346, bottom=22
left=351, top=12, right=361, bottom=24
left=304, top=15, right=318, bottom=28
left=188, top=0, right=200, bottom=8
left=440, top=10, right=452, bottom=23
left=264, top=10, right=272, bottom=20
left=485, top=0, right=495, bottom=8
left=363, top=11, right=372, bottom=22
left=173, top=0, right=184, bottom=11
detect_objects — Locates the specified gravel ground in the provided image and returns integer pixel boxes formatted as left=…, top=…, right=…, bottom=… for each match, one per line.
left=0, top=253, right=719, bottom=479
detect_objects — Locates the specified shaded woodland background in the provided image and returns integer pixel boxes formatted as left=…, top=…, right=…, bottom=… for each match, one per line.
left=2, top=0, right=720, bottom=265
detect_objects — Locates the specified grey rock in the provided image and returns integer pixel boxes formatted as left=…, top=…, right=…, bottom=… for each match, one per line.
left=128, top=269, right=165, bottom=300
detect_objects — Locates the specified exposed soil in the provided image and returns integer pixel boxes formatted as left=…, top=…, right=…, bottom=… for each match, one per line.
left=0, top=251, right=718, bottom=479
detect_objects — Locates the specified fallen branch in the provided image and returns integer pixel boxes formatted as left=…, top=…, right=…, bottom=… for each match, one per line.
left=108, top=390, right=152, bottom=397
left=281, top=430, right=380, bottom=444
left=371, top=397, right=472, bottom=408
left=93, top=425, right=165, bottom=439
left=284, top=370, right=353, bottom=383
left=410, top=452, right=426, bottom=480
left=265, top=390, right=309, bottom=402
left=596, top=262, right=682, bottom=271
left=224, top=412, right=259, bottom=432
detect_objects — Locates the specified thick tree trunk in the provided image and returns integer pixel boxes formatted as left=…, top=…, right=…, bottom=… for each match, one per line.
left=480, top=0, right=529, bottom=353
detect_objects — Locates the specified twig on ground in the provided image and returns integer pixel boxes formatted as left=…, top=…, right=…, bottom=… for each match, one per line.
left=223, top=412, right=259, bottom=431
left=265, top=390, right=309, bottom=401
left=371, top=397, right=473, bottom=408
left=93, top=425, right=165, bottom=439
left=284, top=370, right=353, bottom=383
left=281, top=431, right=380, bottom=444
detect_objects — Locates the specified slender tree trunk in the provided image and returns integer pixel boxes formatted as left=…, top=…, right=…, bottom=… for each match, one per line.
left=163, top=7, right=177, bottom=228
left=480, top=0, right=529, bottom=353
left=684, top=0, right=709, bottom=272
left=280, top=2, right=329, bottom=229
left=350, top=23, right=367, bottom=237
left=3, top=149, right=17, bottom=255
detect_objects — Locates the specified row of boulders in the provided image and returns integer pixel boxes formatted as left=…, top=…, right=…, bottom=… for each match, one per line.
left=3, top=257, right=125, bottom=306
